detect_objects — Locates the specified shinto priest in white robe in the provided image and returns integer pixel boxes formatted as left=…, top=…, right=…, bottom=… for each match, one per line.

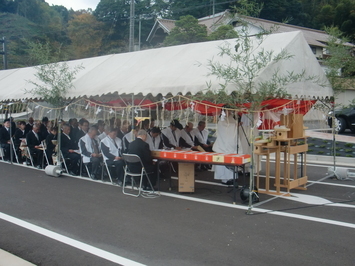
left=212, top=115, right=242, bottom=182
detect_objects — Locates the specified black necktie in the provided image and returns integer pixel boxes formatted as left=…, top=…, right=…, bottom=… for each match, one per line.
left=111, top=138, right=118, bottom=149
left=188, top=132, right=193, bottom=141
left=92, top=139, right=99, bottom=154
left=172, top=130, right=177, bottom=142
left=153, top=137, right=155, bottom=147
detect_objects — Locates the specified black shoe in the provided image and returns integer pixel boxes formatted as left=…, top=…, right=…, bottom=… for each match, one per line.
left=36, top=165, right=42, bottom=169
left=90, top=174, right=97, bottom=180
left=69, top=171, right=76, bottom=176
left=117, top=180, right=123, bottom=186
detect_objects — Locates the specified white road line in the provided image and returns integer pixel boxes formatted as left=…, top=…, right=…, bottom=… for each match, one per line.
left=0, top=212, right=145, bottom=266
left=257, top=174, right=355, bottom=189
left=159, top=192, right=355, bottom=229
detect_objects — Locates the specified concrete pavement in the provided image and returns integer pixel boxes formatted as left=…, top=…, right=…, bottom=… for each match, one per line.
left=0, top=159, right=354, bottom=265
left=0, top=249, right=35, bottom=266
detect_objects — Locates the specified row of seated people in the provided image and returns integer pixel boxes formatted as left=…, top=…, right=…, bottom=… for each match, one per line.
left=1, top=116, right=214, bottom=189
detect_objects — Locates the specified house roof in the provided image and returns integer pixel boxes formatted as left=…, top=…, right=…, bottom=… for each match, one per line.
left=146, top=18, right=176, bottom=43
left=146, top=10, right=347, bottom=48
left=241, top=16, right=329, bottom=48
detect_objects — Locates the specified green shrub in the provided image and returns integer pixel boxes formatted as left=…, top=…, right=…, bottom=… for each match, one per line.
left=345, top=143, right=353, bottom=147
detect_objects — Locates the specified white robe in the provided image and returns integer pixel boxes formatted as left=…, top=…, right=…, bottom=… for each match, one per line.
left=79, top=134, right=101, bottom=163
left=100, top=136, right=122, bottom=161
left=161, top=128, right=181, bottom=147
left=213, top=116, right=241, bottom=181
left=180, top=129, right=195, bottom=147
left=146, top=133, right=162, bottom=150
left=98, top=132, right=107, bottom=141
left=191, top=128, right=209, bottom=145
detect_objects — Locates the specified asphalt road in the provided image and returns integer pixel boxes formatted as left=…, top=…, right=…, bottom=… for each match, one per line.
left=0, top=162, right=354, bottom=266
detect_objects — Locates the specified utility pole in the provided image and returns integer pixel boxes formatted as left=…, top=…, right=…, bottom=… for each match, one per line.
left=212, top=0, right=215, bottom=24
left=0, top=37, right=8, bottom=70
left=138, top=15, right=142, bottom=51
left=129, top=0, right=135, bottom=52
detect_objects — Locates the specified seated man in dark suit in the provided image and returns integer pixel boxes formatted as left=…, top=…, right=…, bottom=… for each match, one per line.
left=0, top=119, right=12, bottom=161
left=100, top=128, right=125, bottom=185
left=127, top=129, right=157, bottom=190
left=69, top=118, right=79, bottom=140
left=40, top=117, right=50, bottom=140
left=26, top=123, right=44, bottom=169
left=25, top=117, right=34, bottom=134
left=14, top=121, right=27, bottom=163
left=60, top=124, right=81, bottom=175
left=45, top=126, right=57, bottom=165
left=74, top=118, right=89, bottom=145
left=79, top=126, right=102, bottom=180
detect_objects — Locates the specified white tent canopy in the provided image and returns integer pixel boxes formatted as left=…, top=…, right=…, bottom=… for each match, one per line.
left=0, top=31, right=332, bottom=102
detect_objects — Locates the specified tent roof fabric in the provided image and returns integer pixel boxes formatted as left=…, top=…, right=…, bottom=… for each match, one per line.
left=0, top=31, right=332, bottom=102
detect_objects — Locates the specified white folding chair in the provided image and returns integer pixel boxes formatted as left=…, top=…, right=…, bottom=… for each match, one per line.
left=24, top=140, right=34, bottom=167
left=122, top=153, right=158, bottom=198
left=102, top=159, right=115, bottom=184
left=0, top=147, right=5, bottom=161
left=42, top=140, right=50, bottom=166
left=60, top=150, right=69, bottom=173
left=10, top=138, right=19, bottom=164
left=81, top=155, right=92, bottom=178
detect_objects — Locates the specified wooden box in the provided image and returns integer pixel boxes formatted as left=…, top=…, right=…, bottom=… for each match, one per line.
left=178, top=163, right=195, bottom=192
left=275, top=128, right=290, bottom=140
left=280, top=114, right=304, bottom=138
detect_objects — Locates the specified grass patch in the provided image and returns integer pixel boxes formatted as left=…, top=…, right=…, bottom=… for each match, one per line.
left=317, top=151, right=325, bottom=154
left=346, top=154, right=354, bottom=157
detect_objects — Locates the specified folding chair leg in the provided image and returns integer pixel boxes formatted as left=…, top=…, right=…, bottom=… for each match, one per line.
left=104, top=162, right=114, bottom=184
left=0, top=148, right=4, bottom=161
left=59, top=152, right=69, bottom=173
left=27, top=148, right=34, bottom=167
left=11, top=142, right=19, bottom=164
left=122, top=173, right=143, bottom=197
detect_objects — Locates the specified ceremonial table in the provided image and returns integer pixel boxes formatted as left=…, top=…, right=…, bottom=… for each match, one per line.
left=152, top=150, right=251, bottom=204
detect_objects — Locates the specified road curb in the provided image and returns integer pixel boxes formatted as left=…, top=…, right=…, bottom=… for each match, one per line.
left=0, top=249, right=36, bottom=266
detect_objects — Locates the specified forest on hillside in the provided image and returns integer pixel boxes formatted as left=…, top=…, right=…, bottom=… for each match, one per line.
left=1, top=0, right=355, bottom=69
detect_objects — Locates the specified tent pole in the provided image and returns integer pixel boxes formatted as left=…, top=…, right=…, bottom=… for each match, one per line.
left=246, top=113, right=255, bottom=215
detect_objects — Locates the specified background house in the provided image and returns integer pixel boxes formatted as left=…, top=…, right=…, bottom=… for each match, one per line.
left=147, top=10, right=355, bottom=109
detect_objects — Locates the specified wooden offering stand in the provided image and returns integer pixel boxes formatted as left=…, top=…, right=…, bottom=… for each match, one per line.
left=254, top=114, right=308, bottom=196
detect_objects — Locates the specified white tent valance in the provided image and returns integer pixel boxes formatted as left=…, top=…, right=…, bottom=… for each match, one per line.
left=0, top=31, right=332, bottom=102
